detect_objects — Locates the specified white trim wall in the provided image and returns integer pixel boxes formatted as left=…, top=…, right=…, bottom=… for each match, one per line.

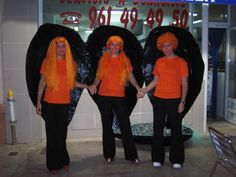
left=0, top=0, right=4, bottom=104
left=2, top=0, right=42, bottom=143
left=202, top=3, right=209, bottom=132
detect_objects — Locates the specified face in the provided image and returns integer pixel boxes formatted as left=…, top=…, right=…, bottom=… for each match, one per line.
left=108, top=42, right=120, bottom=56
left=161, top=42, right=175, bottom=57
left=56, top=41, right=66, bottom=59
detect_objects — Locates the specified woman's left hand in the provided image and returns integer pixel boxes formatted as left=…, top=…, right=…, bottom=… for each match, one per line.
left=137, top=88, right=145, bottom=98
left=178, top=102, right=185, bottom=113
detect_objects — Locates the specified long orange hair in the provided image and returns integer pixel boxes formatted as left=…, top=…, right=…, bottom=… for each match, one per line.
left=43, top=36, right=76, bottom=90
left=96, top=36, right=130, bottom=85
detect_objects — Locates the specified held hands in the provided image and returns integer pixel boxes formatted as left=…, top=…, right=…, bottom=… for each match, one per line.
left=88, top=84, right=97, bottom=95
left=137, top=88, right=146, bottom=98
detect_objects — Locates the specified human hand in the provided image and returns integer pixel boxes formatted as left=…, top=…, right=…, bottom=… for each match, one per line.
left=88, top=85, right=97, bottom=95
left=36, top=102, right=42, bottom=115
left=178, top=102, right=185, bottom=113
left=137, top=88, right=146, bottom=98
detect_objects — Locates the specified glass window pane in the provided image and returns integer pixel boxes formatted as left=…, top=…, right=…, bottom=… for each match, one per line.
left=209, top=4, right=227, bottom=23
left=230, top=5, right=236, bottom=27
left=192, top=3, right=202, bottom=50
left=228, top=30, right=236, bottom=98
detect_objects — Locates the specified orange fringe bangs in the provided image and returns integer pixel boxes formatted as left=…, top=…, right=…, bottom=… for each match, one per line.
left=96, top=36, right=130, bottom=85
left=43, top=36, right=76, bottom=90
left=106, top=35, right=124, bottom=50
left=156, top=32, right=179, bottom=51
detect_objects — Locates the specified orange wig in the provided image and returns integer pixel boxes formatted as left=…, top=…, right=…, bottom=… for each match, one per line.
left=96, top=35, right=130, bottom=85
left=156, top=32, right=179, bottom=51
left=106, top=35, right=124, bottom=50
left=43, top=36, right=76, bottom=90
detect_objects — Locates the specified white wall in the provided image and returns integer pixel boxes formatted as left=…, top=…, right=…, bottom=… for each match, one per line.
left=1, top=0, right=207, bottom=143
left=2, top=0, right=42, bottom=143
left=0, top=0, right=4, bottom=104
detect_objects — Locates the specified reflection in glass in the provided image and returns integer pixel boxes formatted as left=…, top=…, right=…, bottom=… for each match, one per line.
left=209, top=5, right=227, bottom=23
left=230, top=5, right=236, bottom=27
left=228, top=30, right=236, bottom=98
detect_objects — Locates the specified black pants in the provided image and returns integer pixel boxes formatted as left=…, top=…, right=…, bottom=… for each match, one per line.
left=151, top=97, right=184, bottom=164
left=97, top=96, right=138, bottom=161
left=42, top=102, right=70, bottom=170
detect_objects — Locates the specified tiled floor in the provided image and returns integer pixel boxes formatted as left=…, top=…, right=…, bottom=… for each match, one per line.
left=0, top=119, right=235, bottom=177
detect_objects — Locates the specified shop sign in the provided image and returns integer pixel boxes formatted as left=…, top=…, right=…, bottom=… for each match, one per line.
left=59, top=0, right=236, bottom=5
left=160, top=0, right=236, bottom=5
left=58, top=1, right=189, bottom=30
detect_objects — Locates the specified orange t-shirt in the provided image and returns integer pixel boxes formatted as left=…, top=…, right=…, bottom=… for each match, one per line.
left=98, top=56, right=133, bottom=97
left=153, top=56, right=188, bottom=99
left=40, top=59, right=71, bottom=104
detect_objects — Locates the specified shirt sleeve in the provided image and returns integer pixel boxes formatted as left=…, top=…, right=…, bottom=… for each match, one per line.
left=40, top=59, right=46, bottom=74
left=126, top=57, right=133, bottom=72
left=180, top=59, right=189, bottom=77
left=153, top=59, right=160, bottom=76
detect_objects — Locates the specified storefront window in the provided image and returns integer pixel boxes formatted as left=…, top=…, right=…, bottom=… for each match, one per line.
left=43, top=1, right=190, bottom=42
left=209, top=4, right=228, bottom=23
left=228, top=30, right=236, bottom=98
left=229, top=6, right=236, bottom=98
left=230, top=5, right=236, bottom=27
left=192, top=3, right=202, bottom=49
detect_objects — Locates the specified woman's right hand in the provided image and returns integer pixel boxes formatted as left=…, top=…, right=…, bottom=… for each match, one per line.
left=137, top=88, right=146, bottom=98
left=36, top=74, right=45, bottom=116
left=36, top=102, right=42, bottom=115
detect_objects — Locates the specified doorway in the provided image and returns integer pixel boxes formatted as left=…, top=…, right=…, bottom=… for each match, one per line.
left=206, top=4, right=228, bottom=120
left=207, top=27, right=226, bottom=119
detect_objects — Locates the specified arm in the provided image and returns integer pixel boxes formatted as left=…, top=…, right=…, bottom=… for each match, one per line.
left=93, top=78, right=101, bottom=88
left=129, top=72, right=141, bottom=91
left=129, top=72, right=143, bottom=98
left=36, top=74, right=46, bottom=115
left=75, top=82, right=89, bottom=89
left=137, top=75, right=158, bottom=98
left=178, top=76, right=188, bottom=113
left=88, top=78, right=101, bottom=95
left=144, top=75, right=159, bottom=94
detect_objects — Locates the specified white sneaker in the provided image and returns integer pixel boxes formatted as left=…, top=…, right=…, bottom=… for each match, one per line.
left=173, top=163, right=182, bottom=169
left=153, top=162, right=162, bottom=167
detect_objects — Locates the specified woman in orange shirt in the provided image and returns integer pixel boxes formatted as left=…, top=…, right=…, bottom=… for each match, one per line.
left=139, top=32, right=188, bottom=169
left=36, top=36, right=90, bottom=174
left=90, top=36, right=141, bottom=163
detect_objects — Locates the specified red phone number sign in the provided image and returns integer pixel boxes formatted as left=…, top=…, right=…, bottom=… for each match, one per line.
left=59, top=3, right=189, bottom=30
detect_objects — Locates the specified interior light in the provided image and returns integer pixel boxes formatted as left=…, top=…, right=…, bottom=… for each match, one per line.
left=85, top=30, right=93, bottom=33
left=73, top=26, right=79, bottom=31
left=189, top=13, right=198, bottom=17
left=193, top=20, right=202, bottom=24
